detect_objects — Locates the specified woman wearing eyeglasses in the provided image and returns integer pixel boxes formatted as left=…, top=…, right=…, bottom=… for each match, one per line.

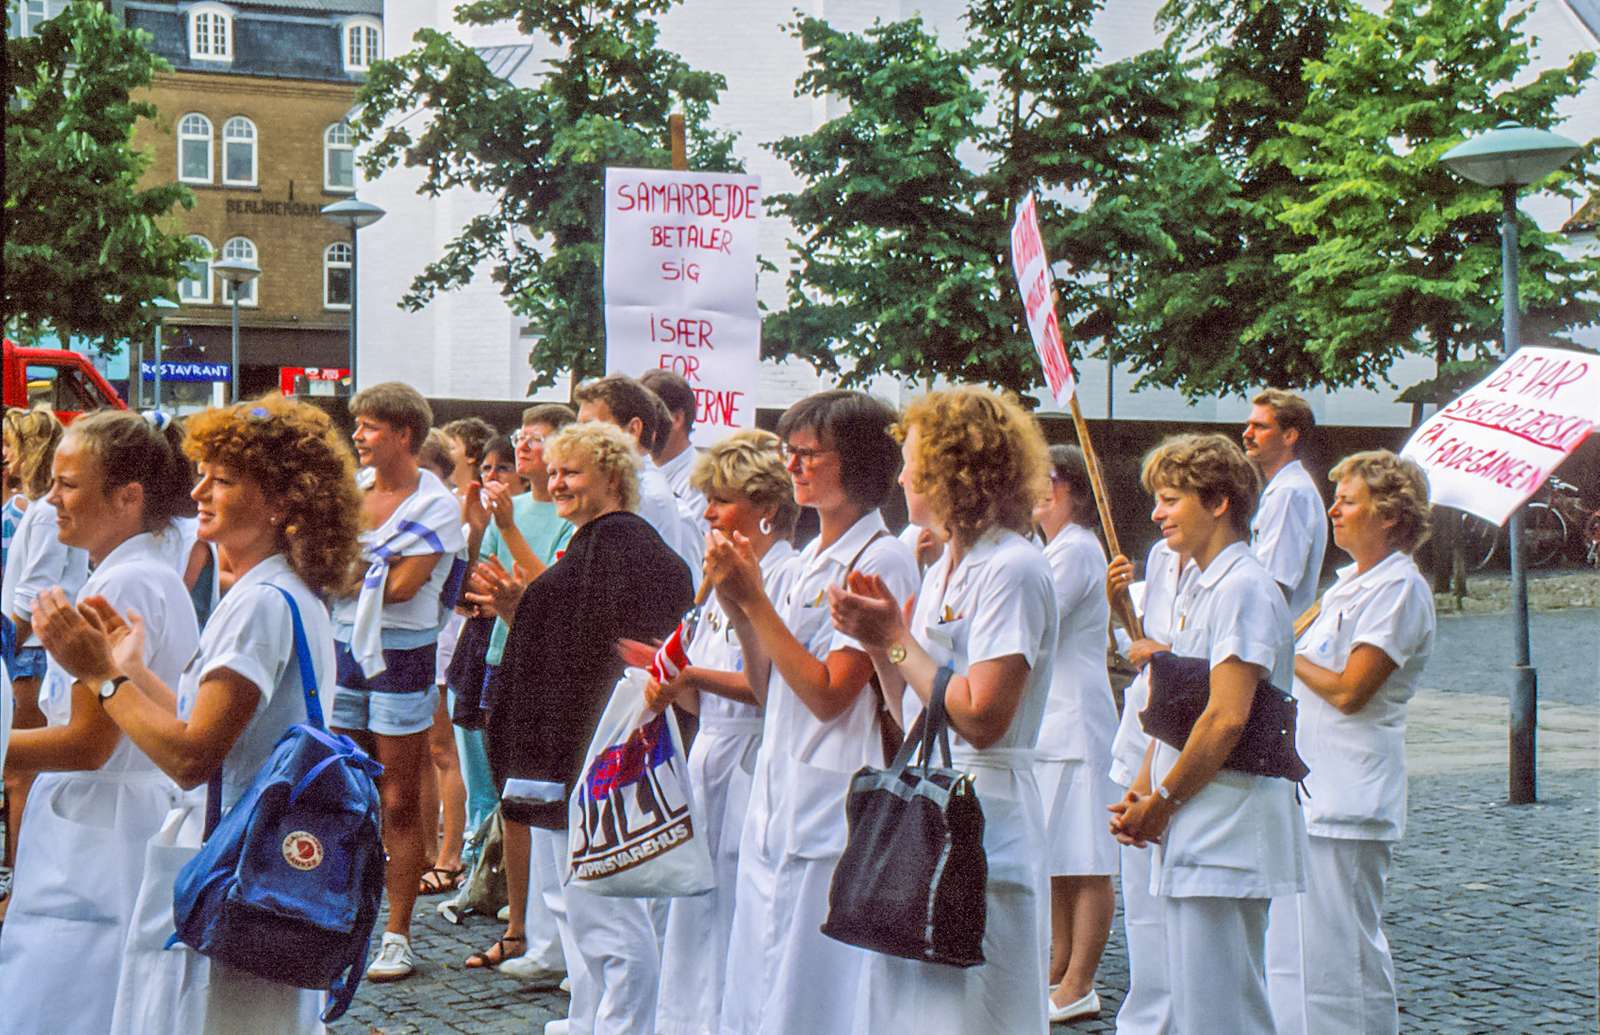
left=709, top=391, right=919, bottom=1035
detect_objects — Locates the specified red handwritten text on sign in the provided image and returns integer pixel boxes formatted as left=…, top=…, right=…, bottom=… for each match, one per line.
left=1010, top=192, right=1076, bottom=406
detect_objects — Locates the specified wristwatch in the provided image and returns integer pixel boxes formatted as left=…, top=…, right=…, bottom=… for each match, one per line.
left=886, top=643, right=908, bottom=665
left=95, top=675, right=128, bottom=702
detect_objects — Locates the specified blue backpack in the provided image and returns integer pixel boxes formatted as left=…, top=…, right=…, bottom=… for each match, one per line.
left=169, top=585, right=386, bottom=1022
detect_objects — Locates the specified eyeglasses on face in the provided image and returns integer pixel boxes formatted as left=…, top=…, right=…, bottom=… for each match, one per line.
left=780, top=443, right=835, bottom=466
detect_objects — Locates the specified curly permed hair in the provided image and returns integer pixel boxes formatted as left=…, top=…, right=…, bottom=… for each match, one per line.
left=3, top=406, right=65, bottom=500
left=183, top=395, right=364, bottom=598
left=897, top=387, right=1050, bottom=549
left=1329, top=449, right=1432, bottom=554
left=543, top=420, right=642, bottom=514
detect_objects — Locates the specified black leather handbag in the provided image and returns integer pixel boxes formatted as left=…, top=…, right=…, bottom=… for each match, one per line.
left=820, top=667, right=987, bottom=968
left=1140, top=652, right=1310, bottom=782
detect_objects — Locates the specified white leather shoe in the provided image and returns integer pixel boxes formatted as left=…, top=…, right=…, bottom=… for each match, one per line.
left=544, top=1020, right=570, bottom=1035
left=1048, top=988, right=1101, bottom=1023
left=500, top=954, right=565, bottom=987
left=365, top=932, right=417, bottom=983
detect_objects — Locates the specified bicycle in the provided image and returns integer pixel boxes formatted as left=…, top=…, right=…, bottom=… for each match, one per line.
left=1456, top=477, right=1590, bottom=571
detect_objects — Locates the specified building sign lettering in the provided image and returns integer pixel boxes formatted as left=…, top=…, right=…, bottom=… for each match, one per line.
left=225, top=198, right=327, bottom=218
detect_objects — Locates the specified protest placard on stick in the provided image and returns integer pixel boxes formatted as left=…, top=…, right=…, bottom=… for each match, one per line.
left=603, top=161, right=762, bottom=447
left=1011, top=191, right=1143, bottom=639
left=1400, top=346, right=1597, bottom=526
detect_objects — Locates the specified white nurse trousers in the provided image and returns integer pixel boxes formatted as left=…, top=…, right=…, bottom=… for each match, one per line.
left=1266, top=836, right=1398, bottom=1035
left=524, top=826, right=568, bottom=973
left=1164, top=895, right=1275, bottom=1035
left=1116, top=841, right=1172, bottom=1034
left=541, top=831, right=660, bottom=1035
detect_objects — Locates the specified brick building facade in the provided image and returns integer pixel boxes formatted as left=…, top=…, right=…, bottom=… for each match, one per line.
left=122, top=0, right=380, bottom=404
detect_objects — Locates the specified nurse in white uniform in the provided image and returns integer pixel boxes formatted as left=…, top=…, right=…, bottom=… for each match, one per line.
left=708, top=390, right=918, bottom=1035
left=0, top=410, right=200, bottom=1035
left=1266, top=451, right=1435, bottom=1035
left=647, top=430, right=800, bottom=1035
left=1243, top=389, right=1328, bottom=615
left=1104, top=539, right=1191, bottom=1035
left=1033, top=444, right=1119, bottom=1022
left=830, top=386, right=1056, bottom=1034
left=1110, top=433, right=1306, bottom=1035
left=31, top=396, right=365, bottom=1034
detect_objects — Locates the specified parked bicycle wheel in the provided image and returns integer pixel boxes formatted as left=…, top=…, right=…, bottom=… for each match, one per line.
left=1459, top=511, right=1500, bottom=572
left=1585, top=510, right=1600, bottom=569
left=1521, top=502, right=1568, bottom=569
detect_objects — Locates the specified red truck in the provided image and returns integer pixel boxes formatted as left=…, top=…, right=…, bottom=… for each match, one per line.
left=3, top=338, right=126, bottom=422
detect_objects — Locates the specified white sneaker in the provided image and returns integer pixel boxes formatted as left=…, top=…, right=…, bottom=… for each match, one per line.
left=559, top=976, right=571, bottom=993
left=496, top=904, right=512, bottom=922
left=544, top=1021, right=570, bottom=1035
left=499, top=954, right=565, bottom=987
left=1048, top=988, right=1100, bottom=1023
left=365, top=932, right=417, bottom=983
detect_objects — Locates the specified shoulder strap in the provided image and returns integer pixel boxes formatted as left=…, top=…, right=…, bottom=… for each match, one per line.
left=203, top=582, right=324, bottom=839
left=840, top=528, right=891, bottom=586
left=839, top=528, right=901, bottom=763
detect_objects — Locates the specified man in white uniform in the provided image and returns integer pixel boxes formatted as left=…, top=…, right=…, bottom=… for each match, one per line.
left=641, top=368, right=708, bottom=535
left=1243, top=389, right=1328, bottom=616
left=575, top=375, right=703, bottom=584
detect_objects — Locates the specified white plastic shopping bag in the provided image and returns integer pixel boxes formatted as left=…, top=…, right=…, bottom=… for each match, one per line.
left=566, top=667, right=714, bottom=898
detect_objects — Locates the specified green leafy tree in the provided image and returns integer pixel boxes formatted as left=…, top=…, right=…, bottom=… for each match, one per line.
left=1272, top=0, right=1598, bottom=384
left=766, top=2, right=1197, bottom=396
left=1110, top=0, right=1341, bottom=396
left=4, top=1, right=199, bottom=348
left=353, top=0, right=738, bottom=389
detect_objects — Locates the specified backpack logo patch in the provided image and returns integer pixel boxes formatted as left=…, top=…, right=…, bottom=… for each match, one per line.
left=282, top=831, right=325, bottom=871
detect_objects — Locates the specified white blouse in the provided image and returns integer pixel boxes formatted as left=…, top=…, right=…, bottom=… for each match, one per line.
left=1150, top=541, right=1306, bottom=899
left=1, top=498, right=89, bottom=646
left=1036, top=523, right=1114, bottom=763
left=690, top=539, right=799, bottom=728
left=1293, top=551, right=1435, bottom=841
left=1108, top=539, right=1194, bottom=786
left=181, top=554, right=336, bottom=810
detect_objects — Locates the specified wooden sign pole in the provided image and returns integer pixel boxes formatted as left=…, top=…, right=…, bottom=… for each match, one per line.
left=669, top=113, right=687, bottom=172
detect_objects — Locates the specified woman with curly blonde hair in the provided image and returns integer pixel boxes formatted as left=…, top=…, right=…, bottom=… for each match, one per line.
left=31, top=394, right=362, bottom=1032
left=830, top=386, right=1058, bottom=1033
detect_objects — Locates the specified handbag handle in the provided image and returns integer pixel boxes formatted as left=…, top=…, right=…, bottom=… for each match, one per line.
left=886, top=665, right=956, bottom=775
left=204, top=582, right=325, bottom=839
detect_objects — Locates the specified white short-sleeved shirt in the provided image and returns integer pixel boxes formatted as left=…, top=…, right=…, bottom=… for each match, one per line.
left=1150, top=541, right=1306, bottom=899
left=640, top=462, right=704, bottom=588
left=897, top=527, right=1056, bottom=757
left=147, top=516, right=200, bottom=578
left=1251, top=459, right=1329, bottom=616
left=761, top=510, right=920, bottom=771
left=181, top=554, right=337, bottom=810
left=38, top=533, right=198, bottom=773
left=0, top=664, right=11, bottom=777
left=333, top=469, right=465, bottom=638
left=689, top=540, right=799, bottom=727
left=1294, top=551, right=1435, bottom=841
left=1, top=498, right=89, bottom=645
left=1109, top=539, right=1195, bottom=786
left=1036, top=523, right=1114, bottom=763
left=657, top=447, right=709, bottom=536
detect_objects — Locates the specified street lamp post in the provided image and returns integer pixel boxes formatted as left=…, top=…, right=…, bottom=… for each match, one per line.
left=321, top=197, right=386, bottom=394
left=1441, top=120, right=1581, bottom=805
left=144, top=297, right=180, bottom=413
left=211, top=258, right=260, bottom=403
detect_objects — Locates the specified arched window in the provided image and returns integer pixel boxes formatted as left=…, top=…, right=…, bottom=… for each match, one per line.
left=344, top=19, right=380, bottom=71
left=177, top=112, right=213, bottom=184
left=178, top=235, right=213, bottom=304
left=221, top=236, right=258, bottom=306
left=221, top=116, right=256, bottom=187
left=188, top=5, right=233, bottom=60
left=324, top=123, right=355, bottom=192
left=324, top=242, right=353, bottom=309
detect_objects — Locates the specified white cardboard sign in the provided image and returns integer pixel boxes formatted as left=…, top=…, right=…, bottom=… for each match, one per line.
left=603, top=168, right=762, bottom=445
left=1401, top=346, right=1597, bottom=525
left=1010, top=191, right=1077, bottom=406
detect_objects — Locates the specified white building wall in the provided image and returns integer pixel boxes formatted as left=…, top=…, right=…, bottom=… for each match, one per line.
left=359, top=0, right=1597, bottom=425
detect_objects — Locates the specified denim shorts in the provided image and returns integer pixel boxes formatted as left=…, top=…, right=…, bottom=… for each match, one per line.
left=330, top=639, right=439, bottom=737
left=3, top=643, right=47, bottom=681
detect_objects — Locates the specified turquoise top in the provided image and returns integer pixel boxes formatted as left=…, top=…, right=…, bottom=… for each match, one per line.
left=481, top=495, right=573, bottom=666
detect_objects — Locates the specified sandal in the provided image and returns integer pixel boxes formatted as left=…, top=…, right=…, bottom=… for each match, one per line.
left=465, top=934, right=526, bottom=969
left=418, top=865, right=464, bottom=896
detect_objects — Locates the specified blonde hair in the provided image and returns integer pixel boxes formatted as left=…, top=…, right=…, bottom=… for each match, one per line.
left=543, top=420, right=641, bottom=514
left=897, top=387, right=1050, bottom=549
left=1140, top=433, right=1260, bottom=539
left=1329, top=450, right=1432, bottom=553
left=691, top=429, right=799, bottom=539
left=183, top=395, right=364, bottom=598
left=3, top=406, right=65, bottom=500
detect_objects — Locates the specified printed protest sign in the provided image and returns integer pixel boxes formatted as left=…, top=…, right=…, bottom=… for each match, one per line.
left=603, top=168, right=762, bottom=446
left=1010, top=192, right=1077, bottom=406
left=1401, top=346, right=1597, bottom=525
